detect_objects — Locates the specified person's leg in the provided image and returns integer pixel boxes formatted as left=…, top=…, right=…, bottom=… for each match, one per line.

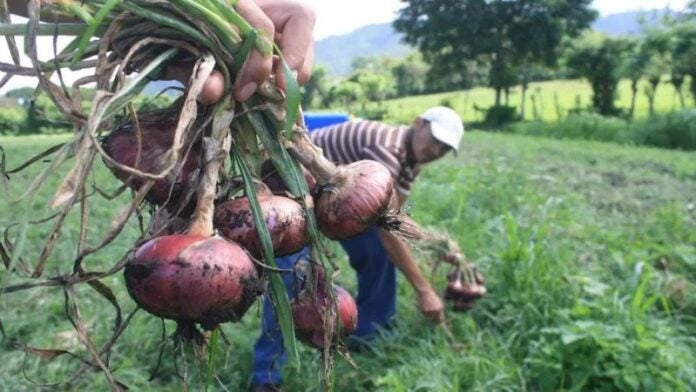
left=251, top=248, right=309, bottom=387
left=340, top=227, right=397, bottom=340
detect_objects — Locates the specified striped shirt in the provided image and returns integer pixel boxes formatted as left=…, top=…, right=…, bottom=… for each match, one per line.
left=309, top=120, right=421, bottom=196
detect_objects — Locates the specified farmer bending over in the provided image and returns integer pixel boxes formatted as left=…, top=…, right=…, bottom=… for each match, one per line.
left=251, top=106, right=465, bottom=392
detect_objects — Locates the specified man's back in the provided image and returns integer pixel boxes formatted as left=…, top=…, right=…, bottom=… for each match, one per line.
left=309, top=120, right=419, bottom=196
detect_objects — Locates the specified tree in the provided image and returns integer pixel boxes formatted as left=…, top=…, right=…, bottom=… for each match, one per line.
left=394, top=0, right=596, bottom=105
left=565, top=33, right=631, bottom=116
left=349, top=70, right=395, bottom=106
left=670, top=23, right=696, bottom=107
left=301, top=65, right=329, bottom=109
left=391, top=52, right=429, bottom=97
left=4, top=87, right=35, bottom=102
left=640, top=30, right=671, bottom=115
left=621, top=38, right=650, bottom=118
left=328, top=81, right=364, bottom=112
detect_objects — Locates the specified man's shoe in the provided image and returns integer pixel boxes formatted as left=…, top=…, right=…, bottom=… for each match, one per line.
left=249, top=384, right=283, bottom=392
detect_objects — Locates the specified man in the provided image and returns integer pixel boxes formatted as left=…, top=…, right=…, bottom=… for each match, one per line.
left=251, top=106, right=465, bottom=392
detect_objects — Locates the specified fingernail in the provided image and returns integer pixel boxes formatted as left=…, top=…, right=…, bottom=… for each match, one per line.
left=238, top=82, right=257, bottom=101
left=291, top=70, right=298, bottom=81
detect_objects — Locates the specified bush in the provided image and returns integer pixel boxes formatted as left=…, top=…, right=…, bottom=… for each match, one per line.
left=634, top=110, right=696, bottom=150
left=0, top=108, right=27, bottom=136
left=506, top=112, right=628, bottom=142
left=504, top=110, right=696, bottom=151
left=484, top=105, right=518, bottom=126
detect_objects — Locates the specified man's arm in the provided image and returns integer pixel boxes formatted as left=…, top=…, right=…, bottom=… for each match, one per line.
left=377, top=192, right=445, bottom=323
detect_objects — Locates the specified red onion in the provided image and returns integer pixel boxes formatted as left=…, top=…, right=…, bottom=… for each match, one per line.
left=102, top=119, right=201, bottom=210
left=286, top=132, right=395, bottom=240
left=444, top=264, right=486, bottom=312
left=314, top=160, right=395, bottom=240
left=214, top=194, right=308, bottom=259
left=124, top=234, right=263, bottom=329
left=290, top=262, right=358, bottom=348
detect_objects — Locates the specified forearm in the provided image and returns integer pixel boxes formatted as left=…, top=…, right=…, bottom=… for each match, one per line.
left=377, top=228, right=432, bottom=294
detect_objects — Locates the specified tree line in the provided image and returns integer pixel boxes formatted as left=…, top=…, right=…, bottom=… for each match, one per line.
left=301, top=0, right=696, bottom=121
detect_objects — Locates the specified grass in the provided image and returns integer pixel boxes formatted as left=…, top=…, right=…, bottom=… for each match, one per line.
left=357, top=78, right=695, bottom=125
left=1, top=131, right=696, bottom=391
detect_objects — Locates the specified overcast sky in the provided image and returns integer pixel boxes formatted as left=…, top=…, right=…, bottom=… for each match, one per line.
left=305, top=0, right=689, bottom=39
left=0, top=0, right=689, bottom=94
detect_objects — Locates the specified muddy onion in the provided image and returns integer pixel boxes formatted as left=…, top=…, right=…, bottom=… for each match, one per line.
left=213, top=195, right=308, bottom=259
left=314, top=160, right=395, bottom=240
left=102, top=119, right=201, bottom=209
left=292, top=284, right=358, bottom=348
left=124, top=234, right=263, bottom=329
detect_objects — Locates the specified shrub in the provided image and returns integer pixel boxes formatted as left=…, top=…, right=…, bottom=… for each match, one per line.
left=504, top=110, right=696, bottom=151
left=0, top=108, right=27, bottom=136
left=635, top=110, right=696, bottom=150
left=506, top=112, right=628, bottom=143
left=484, top=105, right=518, bottom=126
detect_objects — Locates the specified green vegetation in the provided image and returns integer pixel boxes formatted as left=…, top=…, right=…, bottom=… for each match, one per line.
left=1, top=131, right=694, bottom=390
left=366, top=78, right=690, bottom=125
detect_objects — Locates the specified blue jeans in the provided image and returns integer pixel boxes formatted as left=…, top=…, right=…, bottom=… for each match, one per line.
left=251, top=228, right=397, bottom=386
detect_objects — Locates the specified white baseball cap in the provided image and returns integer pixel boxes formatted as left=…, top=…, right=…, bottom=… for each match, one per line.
left=419, top=106, right=464, bottom=152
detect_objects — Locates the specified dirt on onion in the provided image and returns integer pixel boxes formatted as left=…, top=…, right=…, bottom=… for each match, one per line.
left=124, top=234, right=263, bottom=330
left=214, top=193, right=308, bottom=259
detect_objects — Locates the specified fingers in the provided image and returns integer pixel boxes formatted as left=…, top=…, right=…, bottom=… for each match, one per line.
left=273, top=2, right=315, bottom=79
left=164, top=65, right=224, bottom=104
left=257, top=0, right=316, bottom=90
left=164, top=0, right=316, bottom=103
left=234, top=0, right=275, bottom=101
left=419, top=290, right=445, bottom=324
left=199, top=70, right=225, bottom=104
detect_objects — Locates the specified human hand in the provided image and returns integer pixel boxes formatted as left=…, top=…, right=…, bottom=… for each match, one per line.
left=418, top=288, right=445, bottom=324
left=168, top=0, right=315, bottom=104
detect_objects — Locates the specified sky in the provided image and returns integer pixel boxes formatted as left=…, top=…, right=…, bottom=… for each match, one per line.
left=0, top=0, right=690, bottom=94
left=305, top=0, right=690, bottom=39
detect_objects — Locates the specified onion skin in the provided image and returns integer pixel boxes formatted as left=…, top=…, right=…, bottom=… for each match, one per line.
left=292, top=284, right=358, bottom=348
left=124, top=234, right=263, bottom=329
left=214, top=195, right=308, bottom=259
left=102, top=121, right=200, bottom=209
left=314, top=160, right=394, bottom=240
left=261, top=160, right=317, bottom=195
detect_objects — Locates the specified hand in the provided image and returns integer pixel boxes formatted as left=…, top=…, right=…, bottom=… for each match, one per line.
left=169, top=0, right=315, bottom=104
left=418, top=288, right=445, bottom=324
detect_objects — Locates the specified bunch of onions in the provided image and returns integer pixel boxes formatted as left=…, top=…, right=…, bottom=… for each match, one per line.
left=102, top=111, right=202, bottom=213
left=444, top=264, right=486, bottom=312
left=125, top=124, right=262, bottom=331
left=290, top=260, right=358, bottom=348
left=213, top=185, right=308, bottom=259
left=285, top=130, right=396, bottom=240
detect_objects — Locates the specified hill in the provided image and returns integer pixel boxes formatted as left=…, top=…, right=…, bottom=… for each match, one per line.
left=314, top=23, right=410, bottom=76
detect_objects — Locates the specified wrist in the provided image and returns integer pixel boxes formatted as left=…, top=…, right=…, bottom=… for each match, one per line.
left=414, top=283, right=434, bottom=296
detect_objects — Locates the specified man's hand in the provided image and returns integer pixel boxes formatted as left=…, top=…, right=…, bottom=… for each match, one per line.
left=417, top=287, right=445, bottom=324
left=169, top=0, right=315, bottom=104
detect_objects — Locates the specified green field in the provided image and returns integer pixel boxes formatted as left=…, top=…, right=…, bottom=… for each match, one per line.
left=1, top=130, right=696, bottom=391
left=361, top=78, right=694, bottom=125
